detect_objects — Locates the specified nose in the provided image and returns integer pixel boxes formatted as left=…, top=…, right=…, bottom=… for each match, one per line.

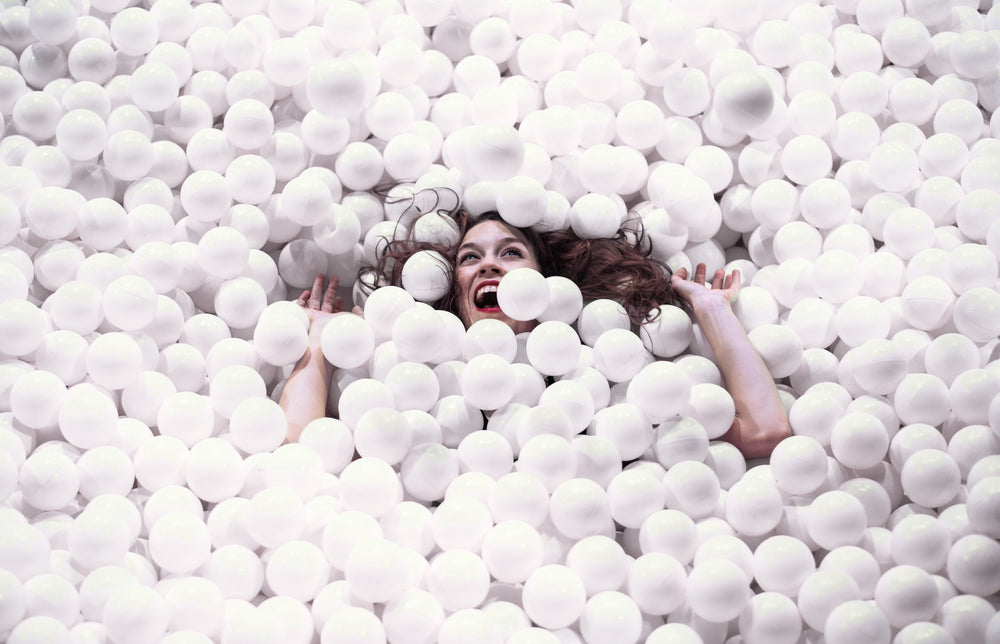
left=478, top=256, right=502, bottom=275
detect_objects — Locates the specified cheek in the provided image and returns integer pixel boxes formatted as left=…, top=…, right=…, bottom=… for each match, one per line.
left=455, top=267, right=473, bottom=293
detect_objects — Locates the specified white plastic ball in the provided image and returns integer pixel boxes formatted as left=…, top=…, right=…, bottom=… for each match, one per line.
left=148, top=511, right=211, bottom=575
left=874, top=565, right=940, bottom=629
left=521, top=565, right=586, bottom=630
left=753, top=535, right=816, bottom=596
left=823, top=599, right=890, bottom=644
left=713, top=72, right=775, bottom=132
left=55, top=108, right=107, bottom=161
left=900, top=449, right=961, bottom=509
left=400, top=250, right=450, bottom=303
left=946, top=534, right=1000, bottom=596
left=770, top=435, right=828, bottom=496
left=725, top=476, right=783, bottom=537
left=687, top=559, right=750, bottom=623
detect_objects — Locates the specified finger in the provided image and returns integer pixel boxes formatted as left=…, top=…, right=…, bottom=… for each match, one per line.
left=323, top=294, right=342, bottom=314
left=297, top=290, right=310, bottom=306
left=711, top=269, right=725, bottom=290
left=694, top=263, right=707, bottom=286
left=308, top=274, right=324, bottom=309
left=352, top=305, right=364, bottom=317
left=673, top=267, right=688, bottom=280
left=729, top=269, right=742, bottom=291
left=322, top=275, right=339, bottom=312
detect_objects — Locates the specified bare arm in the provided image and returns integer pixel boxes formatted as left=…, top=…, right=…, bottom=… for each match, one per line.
left=671, top=264, right=791, bottom=459
left=279, top=274, right=341, bottom=443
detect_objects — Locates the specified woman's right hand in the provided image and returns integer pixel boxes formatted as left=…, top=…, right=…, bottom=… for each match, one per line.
left=296, top=274, right=353, bottom=349
left=670, top=263, right=741, bottom=315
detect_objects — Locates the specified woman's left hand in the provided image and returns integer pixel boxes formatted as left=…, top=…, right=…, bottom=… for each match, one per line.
left=670, top=263, right=741, bottom=312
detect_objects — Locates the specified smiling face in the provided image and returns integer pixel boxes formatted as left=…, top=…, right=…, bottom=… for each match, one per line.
left=454, top=218, right=542, bottom=334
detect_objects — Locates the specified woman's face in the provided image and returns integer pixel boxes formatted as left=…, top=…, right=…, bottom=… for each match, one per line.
left=454, top=219, right=541, bottom=334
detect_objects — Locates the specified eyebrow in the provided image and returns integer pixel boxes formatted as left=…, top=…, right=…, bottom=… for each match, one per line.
left=457, top=237, right=527, bottom=254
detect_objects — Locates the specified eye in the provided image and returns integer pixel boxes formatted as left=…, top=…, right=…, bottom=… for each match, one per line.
left=503, top=248, right=524, bottom=258
left=459, top=252, right=478, bottom=264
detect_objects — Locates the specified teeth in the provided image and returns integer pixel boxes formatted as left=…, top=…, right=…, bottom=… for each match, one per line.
left=475, top=283, right=498, bottom=308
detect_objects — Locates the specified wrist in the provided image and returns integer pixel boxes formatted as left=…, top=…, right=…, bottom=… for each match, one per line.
left=690, top=294, right=733, bottom=318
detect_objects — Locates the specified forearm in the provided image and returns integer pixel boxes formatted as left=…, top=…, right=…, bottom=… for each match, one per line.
left=691, top=299, right=791, bottom=459
left=278, top=344, right=333, bottom=443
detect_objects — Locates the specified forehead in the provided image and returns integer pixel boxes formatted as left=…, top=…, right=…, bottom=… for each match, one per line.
left=461, top=219, right=532, bottom=247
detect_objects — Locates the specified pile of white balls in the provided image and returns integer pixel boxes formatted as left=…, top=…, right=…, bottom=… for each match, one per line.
left=1, top=0, right=1000, bottom=643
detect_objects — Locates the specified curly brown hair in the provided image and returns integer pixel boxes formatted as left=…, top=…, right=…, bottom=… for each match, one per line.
left=360, top=188, right=679, bottom=326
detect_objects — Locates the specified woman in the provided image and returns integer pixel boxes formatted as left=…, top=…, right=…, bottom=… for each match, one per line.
left=279, top=204, right=791, bottom=458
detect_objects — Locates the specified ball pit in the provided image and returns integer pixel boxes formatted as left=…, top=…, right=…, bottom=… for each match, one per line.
left=2, top=1, right=1000, bottom=643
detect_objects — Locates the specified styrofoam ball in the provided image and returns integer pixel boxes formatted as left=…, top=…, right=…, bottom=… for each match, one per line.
left=686, top=559, right=750, bottom=623
left=797, top=569, right=863, bottom=632
left=55, top=108, right=107, bottom=161
left=753, top=535, right=816, bottom=596
left=873, top=565, right=940, bottom=629
left=334, top=141, right=384, bottom=191
left=738, top=591, right=803, bottom=644
left=148, top=511, right=211, bottom=574
left=531, top=277, right=581, bottom=326
left=830, top=412, right=890, bottom=470
left=662, top=68, right=710, bottom=117
left=900, top=449, right=961, bottom=509
left=601, top=466, right=661, bottom=530
left=9, top=369, right=66, bottom=431
left=615, top=99, right=664, bottom=150
left=22, top=186, right=82, bottom=241
left=82, top=129, right=133, bottom=186
left=592, top=329, right=646, bottom=383
left=221, top=99, right=273, bottom=150
left=946, top=534, right=1000, bottom=596
left=746, top=324, right=804, bottom=379
left=459, top=353, right=515, bottom=411
left=102, top=585, right=168, bottom=644
left=590, top=403, right=652, bottom=461
left=781, top=135, right=833, bottom=185
left=949, top=30, right=1000, bottom=80
left=521, top=565, right=587, bottom=630
left=770, top=435, right=828, bottom=496
left=525, top=321, right=581, bottom=377
left=576, top=144, right=626, bottom=195
left=19, top=446, right=79, bottom=512
left=352, top=407, right=411, bottom=466
left=392, top=305, right=449, bottom=364
left=319, top=313, right=374, bottom=370
left=83, top=331, right=143, bottom=391
left=229, top=397, right=287, bottom=454
left=577, top=299, right=630, bottom=347
left=459, top=124, right=523, bottom=181
left=340, top=457, right=402, bottom=518
left=712, top=72, right=774, bottom=132
left=725, top=475, right=783, bottom=537
left=948, top=369, right=1000, bottom=426
left=567, top=193, right=622, bottom=239
left=516, top=434, right=578, bottom=494
left=889, top=513, right=951, bottom=574
left=399, top=250, right=450, bottom=303
left=626, top=361, right=691, bottom=422
left=222, top=154, right=275, bottom=207
left=312, top=206, right=360, bottom=256
left=130, top=63, right=179, bottom=112
left=900, top=276, right=955, bottom=331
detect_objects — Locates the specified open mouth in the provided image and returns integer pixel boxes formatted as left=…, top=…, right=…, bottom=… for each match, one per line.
left=474, top=281, right=500, bottom=311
